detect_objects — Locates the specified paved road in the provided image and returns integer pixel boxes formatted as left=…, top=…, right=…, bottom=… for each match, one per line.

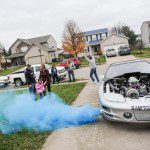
left=42, top=82, right=150, bottom=150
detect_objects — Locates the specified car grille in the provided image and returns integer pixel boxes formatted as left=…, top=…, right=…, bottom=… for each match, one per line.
left=134, top=111, right=150, bottom=121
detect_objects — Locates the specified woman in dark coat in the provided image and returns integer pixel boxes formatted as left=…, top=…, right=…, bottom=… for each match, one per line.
left=39, top=64, right=51, bottom=95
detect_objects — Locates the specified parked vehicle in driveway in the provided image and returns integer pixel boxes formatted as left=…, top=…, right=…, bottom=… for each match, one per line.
left=7, top=64, right=66, bottom=87
left=70, top=58, right=81, bottom=69
left=118, top=46, right=131, bottom=56
left=56, top=59, right=70, bottom=68
left=56, top=58, right=81, bottom=69
left=0, top=75, right=10, bottom=87
left=106, top=49, right=116, bottom=57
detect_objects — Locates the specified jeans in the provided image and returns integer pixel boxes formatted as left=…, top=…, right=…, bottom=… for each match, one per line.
left=52, top=74, right=59, bottom=84
left=29, top=83, right=36, bottom=100
left=43, top=83, right=51, bottom=96
left=68, top=70, right=75, bottom=82
left=90, top=68, right=99, bottom=82
left=39, top=93, right=43, bottom=99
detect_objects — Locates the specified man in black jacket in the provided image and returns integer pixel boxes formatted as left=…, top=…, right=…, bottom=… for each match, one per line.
left=24, top=64, right=36, bottom=100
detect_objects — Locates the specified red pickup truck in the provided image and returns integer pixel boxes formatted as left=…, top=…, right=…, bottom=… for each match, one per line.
left=56, top=58, right=81, bottom=69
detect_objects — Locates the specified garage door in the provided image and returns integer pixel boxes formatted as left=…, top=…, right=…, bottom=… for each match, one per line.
left=103, top=43, right=127, bottom=55
left=28, top=56, right=45, bottom=65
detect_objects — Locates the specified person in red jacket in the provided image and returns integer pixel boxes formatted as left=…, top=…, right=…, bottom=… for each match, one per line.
left=39, top=64, right=51, bottom=95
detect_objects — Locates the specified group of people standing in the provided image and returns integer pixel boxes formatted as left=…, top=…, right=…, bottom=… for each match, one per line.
left=25, top=64, right=51, bottom=100
left=24, top=60, right=76, bottom=100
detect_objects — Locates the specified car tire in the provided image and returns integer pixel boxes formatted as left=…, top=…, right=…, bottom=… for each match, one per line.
left=14, top=78, right=22, bottom=87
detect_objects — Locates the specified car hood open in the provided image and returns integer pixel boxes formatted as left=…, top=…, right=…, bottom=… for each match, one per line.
left=104, top=60, right=150, bottom=81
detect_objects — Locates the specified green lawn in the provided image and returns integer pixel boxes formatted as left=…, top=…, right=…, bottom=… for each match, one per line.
left=0, top=67, right=23, bottom=76
left=131, top=48, right=150, bottom=58
left=81, top=55, right=106, bottom=67
left=0, top=82, right=86, bottom=150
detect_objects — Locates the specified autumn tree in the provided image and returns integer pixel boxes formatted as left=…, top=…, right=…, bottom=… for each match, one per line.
left=62, top=20, right=86, bottom=57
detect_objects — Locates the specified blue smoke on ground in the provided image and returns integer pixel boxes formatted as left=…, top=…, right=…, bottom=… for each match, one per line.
left=0, top=91, right=100, bottom=134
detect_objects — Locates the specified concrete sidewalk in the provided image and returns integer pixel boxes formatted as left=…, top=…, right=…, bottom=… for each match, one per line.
left=42, top=82, right=100, bottom=150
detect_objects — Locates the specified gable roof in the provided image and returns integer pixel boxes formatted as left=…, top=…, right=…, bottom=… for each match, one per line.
left=9, top=35, right=51, bottom=51
left=24, top=43, right=55, bottom=56
left=26, top=35, right=51, bottom=44
left=83, top=28, right=108, bottom=36
left=100, top=33, right=129, bottom=44
left=8, top=35, right=56, bottom=57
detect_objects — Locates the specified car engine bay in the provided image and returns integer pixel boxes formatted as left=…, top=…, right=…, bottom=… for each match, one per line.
left=104, top=72, right=150, bottom=99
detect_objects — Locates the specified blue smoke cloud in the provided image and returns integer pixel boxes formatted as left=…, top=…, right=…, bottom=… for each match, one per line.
left=0, top=92, right=100, bottom=134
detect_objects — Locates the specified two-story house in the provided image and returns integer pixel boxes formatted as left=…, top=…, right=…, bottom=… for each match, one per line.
left=84, top=28, right=108, bottom=54
left=141, top=21, right=150, bottom=48
left=6, top=35, right=58, bottom=66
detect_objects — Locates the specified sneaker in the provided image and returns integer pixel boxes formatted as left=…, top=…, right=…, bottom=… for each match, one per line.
left=93, top=81, right=97, bottom=84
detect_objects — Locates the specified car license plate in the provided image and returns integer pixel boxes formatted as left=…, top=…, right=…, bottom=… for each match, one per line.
left=134, top=111, right=150, bottom=121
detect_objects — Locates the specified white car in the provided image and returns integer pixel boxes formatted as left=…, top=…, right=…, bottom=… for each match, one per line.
left=7, top=64, right=66, bottom=87
left=106, top=49, right=116, bottom=57
left=0, top=75, right=10, bottom=87
left=98, top=60, right=150, bottom=122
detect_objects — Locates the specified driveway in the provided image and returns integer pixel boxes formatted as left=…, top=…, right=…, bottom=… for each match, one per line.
left=106, top=55, right=137, bottom=64
left=42, top=82, right=150, bottom=150
left=73, top=55, right=137, bottom=81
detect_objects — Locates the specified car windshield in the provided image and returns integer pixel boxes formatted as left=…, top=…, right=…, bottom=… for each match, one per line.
left=105, top=60, right=150, bottom=80
left=107, top=49, right=114, bottom=52
left=120, top=46, right=128, bottom=49
left=45, top=64, right=51, bottom=69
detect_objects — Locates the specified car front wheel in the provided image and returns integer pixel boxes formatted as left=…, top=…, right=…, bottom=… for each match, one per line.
left=14, top=78, right=22, bottom=87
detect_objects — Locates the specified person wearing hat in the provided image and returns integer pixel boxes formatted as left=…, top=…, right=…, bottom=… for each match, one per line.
left=24, top=64, right=36, bottom=100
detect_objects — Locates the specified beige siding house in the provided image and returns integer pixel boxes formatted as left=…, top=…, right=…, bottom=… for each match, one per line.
left=7, top=35, right=58, bottom=66
left=0, top=53, right=11, bottom=70
left=100, top=34, right=129, bottom=55
left=141, top=21, right=150, bottom=48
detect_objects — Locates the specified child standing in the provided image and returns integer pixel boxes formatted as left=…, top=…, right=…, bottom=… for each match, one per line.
left=35, top=79, right=45, bottom=99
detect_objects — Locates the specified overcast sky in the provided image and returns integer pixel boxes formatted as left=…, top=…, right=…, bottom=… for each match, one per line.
left=0, top=0, right=149, bottom=49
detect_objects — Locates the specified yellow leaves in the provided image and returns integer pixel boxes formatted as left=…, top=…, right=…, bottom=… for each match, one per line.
left=62, top=20, right=86, bottom=56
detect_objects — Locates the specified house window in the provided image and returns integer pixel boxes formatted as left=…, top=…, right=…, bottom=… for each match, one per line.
left=101, top=33, right=106, bottom=40
left=92, top=35, right=97, bottom=41
left=52, top=45, right=55, bottom=49
left=21, top=46, right=28, bottom=52
left=90, top=35, right=92, bottom=41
